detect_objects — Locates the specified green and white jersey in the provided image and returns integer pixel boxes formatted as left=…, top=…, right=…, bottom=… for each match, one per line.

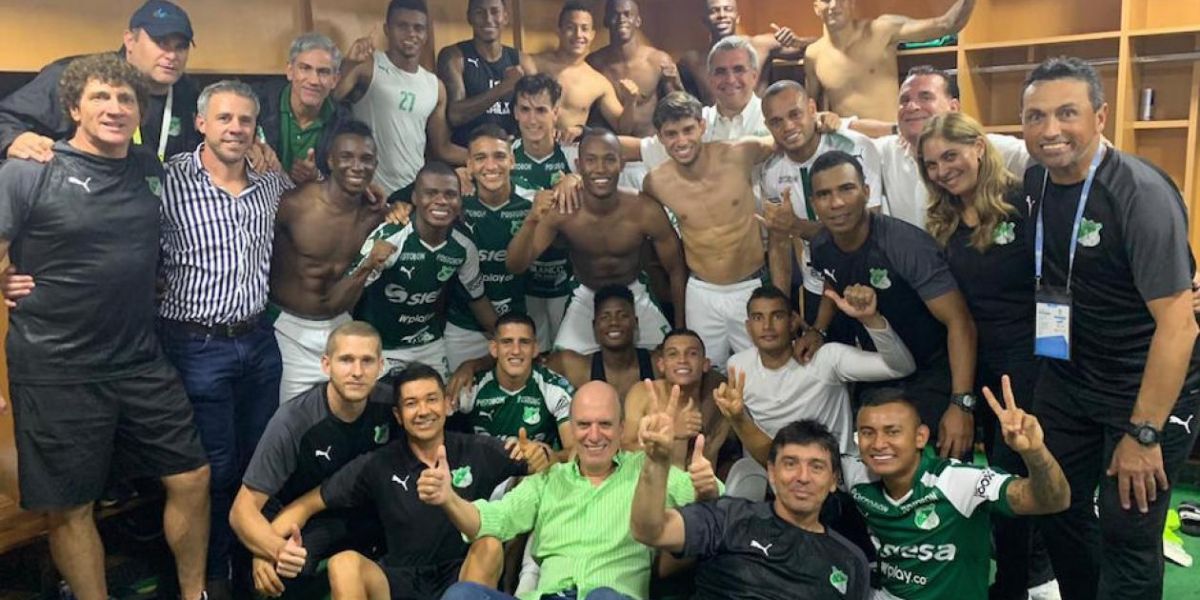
left=447, top=194, right=532, bottom=331
left=844, top=447, right=1015, bottom=600
left=512, top=138, right=576, bottom=298
left=457, top=364, right=573, bottom=447
left=351, top=222, right=484, bottom=350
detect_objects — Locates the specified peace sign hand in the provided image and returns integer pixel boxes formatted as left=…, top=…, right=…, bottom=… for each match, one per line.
left=982, top=375, right=1044, bottom=455
left=639, top=380, right=680, bottom=463
left=713, top=366, right=747, bottom=421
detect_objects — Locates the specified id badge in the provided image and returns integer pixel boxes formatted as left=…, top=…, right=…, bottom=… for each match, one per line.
left=1035, top=286, right=1072, bottom=360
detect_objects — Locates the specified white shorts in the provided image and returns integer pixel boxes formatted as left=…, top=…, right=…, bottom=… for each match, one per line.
left=444, top=323, right=491, bottom=372
left=685, top=275, right=759, bottom=367
left=382, top=340, right=449, bottom=380
left=619, top=160, right=649, bottom=191
left=273, top=309, right=351, bottom=404
left=527, top=295, right=568, bottom=351
left=553, top=281, right=669, bottom=354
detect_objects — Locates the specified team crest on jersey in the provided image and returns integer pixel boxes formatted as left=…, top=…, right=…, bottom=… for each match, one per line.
left=549, top=171, right=564, bottom=187
left=829, top=566, right=848, bottom=594
left=1078, top=219, right=1102, bottom=247
left=451, top=465, right=474, bottom=488
left=374, top=424, right=389, bottom=444
left=914, top=504, right=940, bottom=530
left=168, top=116, right=182, bottom=137
left=522, top=405, right=542, bottom=426
left=993, top=221, right=1015, bottom=245
left=437, top=265, right=457, bottom=282
left=145, top=176, right=163, bottom=196
left=510, top=219, right=524, bottom=235
left=869, top=268, right=892, bottom=290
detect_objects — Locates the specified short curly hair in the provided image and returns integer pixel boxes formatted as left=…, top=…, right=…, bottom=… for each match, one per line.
left=58, top=54, right=150, bottom=124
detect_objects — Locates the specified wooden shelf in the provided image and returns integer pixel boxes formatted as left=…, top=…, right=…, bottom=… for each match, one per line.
left=983, top=125, right=1024, bottom=134
left=1127, top=25, right=1200, bottom=39
left=897, top=45, right=959, bottom=56
left=962, top=31, right=1121, bottom=51
left=1131, top=120, right=1191, bottom=131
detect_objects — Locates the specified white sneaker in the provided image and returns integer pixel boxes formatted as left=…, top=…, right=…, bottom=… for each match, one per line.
left=1028, top=579, right=1063, bottom=600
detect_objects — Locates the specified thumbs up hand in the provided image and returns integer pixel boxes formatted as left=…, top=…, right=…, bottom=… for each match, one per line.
left=417, top=445, right=452, bottom=506
left=275, top=524, right=307, bottom=578
left=516, top=427, right=553, bottom=474
left=289, top=148, right=320, bottom=184
left=688, top=434, right=719, bottom=500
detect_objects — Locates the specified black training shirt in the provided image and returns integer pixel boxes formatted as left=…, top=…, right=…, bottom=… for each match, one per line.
left=943, top=188, right=1035, bottom=357
left=810, top=212, right=959, bottom=367
left=0, top=141, right=165, bottom=384
left=678, top=497, right=871, bottom=600
left=242, top=382, right=398, bottom=507
left=321, top=431, right=527, bottom=568
left=1026, top=149, right=1200, bottom=404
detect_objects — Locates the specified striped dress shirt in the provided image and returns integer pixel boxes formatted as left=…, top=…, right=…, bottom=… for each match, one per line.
left=475, top=451, right=698, bottom=600
left=159, top=144, right=292, bottom=325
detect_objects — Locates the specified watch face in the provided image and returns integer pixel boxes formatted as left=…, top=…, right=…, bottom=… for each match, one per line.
left=1137, top=427, right=1157, bottom=444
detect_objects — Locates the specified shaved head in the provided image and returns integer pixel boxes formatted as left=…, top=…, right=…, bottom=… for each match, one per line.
left=572, top=380, right=622, bottom=422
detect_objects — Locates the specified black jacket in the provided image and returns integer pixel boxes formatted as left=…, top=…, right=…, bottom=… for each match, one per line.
left=0, top=48, right=200, bottom=159
left=252, top=78, right=353, bottom=176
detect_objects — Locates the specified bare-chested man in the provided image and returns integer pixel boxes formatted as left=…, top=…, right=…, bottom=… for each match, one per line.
left=507, top=128, right=686, bottom=355
left=531, top=0, right=634, bottom=134
left=642, top=91, right=775, bottom=367
left=804, top=0, right=975, bottom=121
left=621, top=329, right=733, bottom=474
left=678, top=0, right=808, bottom=105
left=587, top=0, right=683, bottom=138
left=270, top=121, right=385, bottom=403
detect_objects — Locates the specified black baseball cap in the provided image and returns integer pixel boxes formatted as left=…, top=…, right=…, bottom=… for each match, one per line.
left=129, top=0, right=194, bottom=44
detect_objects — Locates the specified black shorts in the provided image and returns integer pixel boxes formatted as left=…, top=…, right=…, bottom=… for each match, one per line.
left=11, top=358, right=208, bottom=510
left=381, top=558, right=462, bottom=600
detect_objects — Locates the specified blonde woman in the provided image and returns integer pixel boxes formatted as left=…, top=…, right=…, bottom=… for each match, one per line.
left=918, top=112, right=1058, bottom=600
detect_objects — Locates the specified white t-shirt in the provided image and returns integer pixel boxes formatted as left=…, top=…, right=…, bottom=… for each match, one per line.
left=639, top=94, right=768, bottom=170
left=758, top=129, right=884, bottom=295
left=351, top=52, right=441, bottom=194
left=872, top=132, right=1031, bottom=229
left=726, top=320, right=916, bottom=454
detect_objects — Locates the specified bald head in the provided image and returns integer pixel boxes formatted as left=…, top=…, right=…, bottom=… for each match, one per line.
left=572, top=380, right=622, bottom=422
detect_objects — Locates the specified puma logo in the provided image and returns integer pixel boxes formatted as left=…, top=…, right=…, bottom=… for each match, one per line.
left=398, top=265, right=416, bottom=279
left=466, top=57, right=480, bottom=69
left=315, top=445, right=332, bottom=461
left=750, top=540, right=772, bottom=557
left=822, top=268, right=837, bottom=284
left=478, top=410, right=494, bottom=421
left=67, top=176, right=92, bottom=193
left=1170, top=414, right=1195, bottom=434
left=391, top=474, right=410, bottom=491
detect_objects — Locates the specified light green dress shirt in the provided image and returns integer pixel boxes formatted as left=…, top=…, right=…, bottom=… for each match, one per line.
left=474, top=451, right=696, bottom=600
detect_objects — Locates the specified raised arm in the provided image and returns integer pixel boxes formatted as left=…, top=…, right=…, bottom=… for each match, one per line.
left=630, top=382, right=689, bottom=553
left=333, top=41, right=374, bottom=103
left=326, top=238, right=396, bottom=312
left=878, top=0, right=977, bottom=44
left=713, top=367, right=772, bottom=467
left=983, top=376, right=1070, bottom=515
left=505, top=190, right=559, bottom=274
left=428, top=81, right=469, bottom=166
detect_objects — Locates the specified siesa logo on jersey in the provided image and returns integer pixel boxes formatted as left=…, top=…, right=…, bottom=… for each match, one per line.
left=451, top=465, right=474, bottom=488
left=914, top=504, right=940, bottom=531
left=146, top=176, right=163, bottom=196
left=993, top=221, right=1015, bottom=245
left=522, top=405, right=542, bottom=426
left=437, top=265, right=457, bottom=282
left=1077, top=218, right=1103, bottom=247
left=829, top=566, right=849, bottom=595
left=374, top=424, right=390, bottom=444
left=869, top=268, right=892, bottom=290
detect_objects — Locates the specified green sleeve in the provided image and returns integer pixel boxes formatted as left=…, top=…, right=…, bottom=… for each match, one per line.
left=475, top=469, right=549, bottom=541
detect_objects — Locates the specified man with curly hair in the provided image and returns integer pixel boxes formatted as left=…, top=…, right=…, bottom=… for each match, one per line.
left=0, top=53, right=212, bottom=600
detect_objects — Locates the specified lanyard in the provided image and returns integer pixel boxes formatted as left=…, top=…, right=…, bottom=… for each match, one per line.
left=132, top=86, right=174, bottom=162
left=1034, top=144, right=1106, bottom=290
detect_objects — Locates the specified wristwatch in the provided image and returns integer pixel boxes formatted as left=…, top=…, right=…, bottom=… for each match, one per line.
left=950, top=393, right=977, bottom=412
left=1126, top=422, right=1162, bottom=447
